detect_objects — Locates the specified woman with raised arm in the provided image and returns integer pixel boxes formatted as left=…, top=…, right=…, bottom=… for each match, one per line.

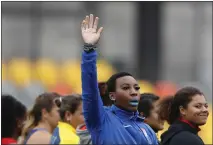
left=81, top=14, right=158, bottom=145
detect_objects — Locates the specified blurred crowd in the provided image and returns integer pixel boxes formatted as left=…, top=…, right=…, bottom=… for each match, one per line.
left=2, top=58, right=212, bottom=144
left=2, top=85, right=212, bottom=145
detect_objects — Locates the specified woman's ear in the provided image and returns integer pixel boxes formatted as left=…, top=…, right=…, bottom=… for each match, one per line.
left=65, top=111, right=72, bottom=122
left=179, top=106, right=187, bottom=116
left=109, top=92, right=115, bottom=101
left=140, top=112, right=144, bottom=117
left=41, top=108, right=48, bottom=119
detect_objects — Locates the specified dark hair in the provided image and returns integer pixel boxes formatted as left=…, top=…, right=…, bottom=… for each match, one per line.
left=159, top=87, right=204, bottom=124
left=158, top=96, right=173, bottom=121
left=98, top=82, right=113, bottom=106
left=59, top=94, right=82, bottom=120
left=22, top=92, right=60, bottom=138
left=106, top=72, right=133, bottom=93
left=138, top=93, right=160, bottom=117
left=2, top=94, right=27, bottom=138
left=15, top=100, right=27, bottom=120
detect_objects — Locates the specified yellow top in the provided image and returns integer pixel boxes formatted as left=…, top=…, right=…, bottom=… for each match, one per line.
left=57, top=121, right=80, bottom=144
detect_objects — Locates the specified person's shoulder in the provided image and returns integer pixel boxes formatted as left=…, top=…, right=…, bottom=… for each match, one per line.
left=143, top=122, right=155, bottom=133
left=59, top=125, right=79, bottom=138
left=32, top=130, right=51, bottom=138
left=27, top=130, right=51, bottom=144
left=104, top=106, right=111, bottom=111
left=170, top=131, right=204, bottom=145
left=59, top=129, right=80, bottom=144
left=137, top=122, right=156, bottom=136
left=52, top=126, right=60, bottom=136
left=104, top=106, right=117, bottom=117
left=174, top=131, right=199, bottom=139
left=50, top=127, right=60, bottom=144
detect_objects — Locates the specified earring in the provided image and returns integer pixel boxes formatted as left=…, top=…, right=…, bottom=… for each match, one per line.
left=111, top=98, right=115, bottom=101
left=109, top=95, right=115, bottom=101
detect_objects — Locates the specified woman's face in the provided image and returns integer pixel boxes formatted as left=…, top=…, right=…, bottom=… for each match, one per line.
left=180, top=94, right=209, bottom=126
left=144, top=101, right=164, bottom=132
left=113, top=76, right=140, bottom=112
left=69, top=103, right=85, bottom=129
left=46, top=104, right=61, bottom=129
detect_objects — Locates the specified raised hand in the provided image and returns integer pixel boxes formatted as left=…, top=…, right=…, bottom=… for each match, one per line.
left=81, top=14, right=103, bottom=45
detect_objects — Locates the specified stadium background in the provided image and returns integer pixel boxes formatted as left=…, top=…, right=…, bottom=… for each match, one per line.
left=1, top=2, right=212, bottom=144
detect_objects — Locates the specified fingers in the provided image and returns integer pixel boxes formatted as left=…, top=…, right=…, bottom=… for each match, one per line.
left=82, top=14, right=103, bottom=34
left=93, top=17, right=99, bottom=30
left=97, top=27, right=103, bottom=35
left=89, top=14, right=94, bottom=28
left=85, top=16, right=89, bottom=29
left=81, top=20, right=86, bottom=31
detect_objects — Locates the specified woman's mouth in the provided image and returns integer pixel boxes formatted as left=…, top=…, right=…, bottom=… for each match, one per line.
left=198, top=114, right=208, bottom=118
left=129, top=100, right=139, bottom=107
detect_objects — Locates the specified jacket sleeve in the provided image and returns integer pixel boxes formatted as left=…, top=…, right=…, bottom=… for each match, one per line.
left=81, top=50, right=106, bottom=131
left=169, top=131, right=204, bottom=145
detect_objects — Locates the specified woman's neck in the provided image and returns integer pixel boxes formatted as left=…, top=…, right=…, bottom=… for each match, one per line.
left=115, top=104, right=137, bottom=113
left=179, top=117, right=199, bottom=129
left=35, top=121, right=52, bottom=133
left=63, top=120, right=76, bottom=129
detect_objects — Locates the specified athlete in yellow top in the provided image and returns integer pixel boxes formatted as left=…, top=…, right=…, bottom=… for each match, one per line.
left=50, top=94, right=84, bottom=144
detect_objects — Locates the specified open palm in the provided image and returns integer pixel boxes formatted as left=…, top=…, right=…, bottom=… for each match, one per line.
left=81, top=14, right=103, bottom=45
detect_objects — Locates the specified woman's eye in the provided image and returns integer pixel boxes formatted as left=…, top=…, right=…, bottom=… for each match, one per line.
left=195, top=105, right=201, bottom=109
left=123, top=87, right=129, bottom=90
left=135, top=86, right=140, bottom=90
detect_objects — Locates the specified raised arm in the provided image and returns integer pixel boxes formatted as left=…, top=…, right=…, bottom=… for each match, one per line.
left=81, top=14, right=105, bottom=131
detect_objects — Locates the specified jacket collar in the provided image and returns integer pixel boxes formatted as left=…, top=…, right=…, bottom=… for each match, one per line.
left=178, top=118, right=201, bottom=132
left=111, top=105, right=144, bottom=121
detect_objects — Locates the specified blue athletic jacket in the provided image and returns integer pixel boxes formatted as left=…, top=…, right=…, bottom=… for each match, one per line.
left=81, top=50, right=158, bottom=145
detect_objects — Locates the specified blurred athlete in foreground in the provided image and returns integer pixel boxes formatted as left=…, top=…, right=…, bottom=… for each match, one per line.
left=2, top=95, right=27, bottom=145
left=81, top=14, right=158, bottom=145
